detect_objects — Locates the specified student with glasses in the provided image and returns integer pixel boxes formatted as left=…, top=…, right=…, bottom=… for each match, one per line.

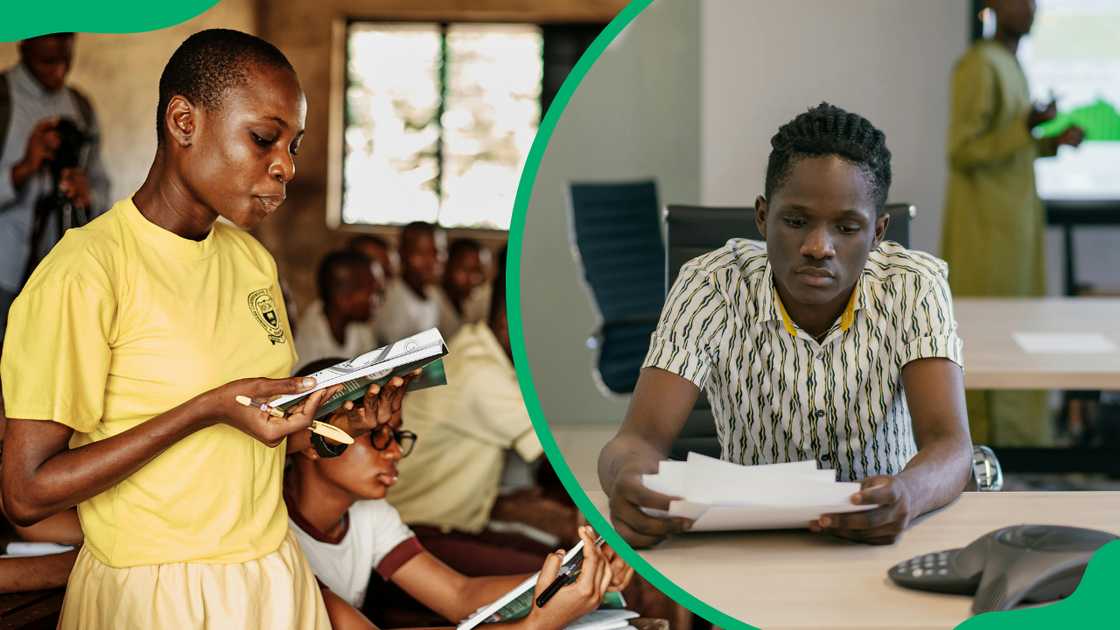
left=283, top=359, right=634, bottom=630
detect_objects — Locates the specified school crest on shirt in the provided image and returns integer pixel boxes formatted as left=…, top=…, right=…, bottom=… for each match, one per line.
left=248, top=288, right=286, bottom=345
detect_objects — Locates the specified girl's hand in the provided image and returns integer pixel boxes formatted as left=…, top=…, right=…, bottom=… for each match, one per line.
left=208, top=377, right=338, bottom=447
left=329, top=369, right=421, bottom=437
left=527, top=526, right=613, bottom=630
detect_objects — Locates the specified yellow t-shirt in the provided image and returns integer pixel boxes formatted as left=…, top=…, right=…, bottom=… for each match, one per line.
left=389, top=323, right=542, bottom=533
left=1, top=198, right=297, bottom=568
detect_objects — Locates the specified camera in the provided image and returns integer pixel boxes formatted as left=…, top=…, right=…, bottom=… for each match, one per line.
left=46, top=117, right=91, bottom=177
left=22, top=117, right=94, bottom=284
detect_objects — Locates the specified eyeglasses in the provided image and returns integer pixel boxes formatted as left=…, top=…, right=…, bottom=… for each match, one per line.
left=369, top=423, right=417, bottom=458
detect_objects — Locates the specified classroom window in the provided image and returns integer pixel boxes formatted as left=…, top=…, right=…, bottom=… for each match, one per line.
left=342, top=22, right=544, bottom=231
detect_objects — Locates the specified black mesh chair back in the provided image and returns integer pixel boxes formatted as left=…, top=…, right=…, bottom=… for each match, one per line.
left=569, top=180, right=665, bottom=393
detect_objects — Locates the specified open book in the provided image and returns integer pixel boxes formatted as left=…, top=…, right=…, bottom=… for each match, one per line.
left=457, top=540, right=628, bottom=630
left=270, top=328, right=448, bottom=420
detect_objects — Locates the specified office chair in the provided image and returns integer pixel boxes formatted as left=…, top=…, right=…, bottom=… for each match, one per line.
left=568, top=180, right=665, bottom=394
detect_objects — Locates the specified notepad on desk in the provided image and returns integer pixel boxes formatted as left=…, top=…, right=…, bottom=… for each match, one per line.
left=641, top=453, right=875, bottom=532
left=457, top=539, right=630, bottom=630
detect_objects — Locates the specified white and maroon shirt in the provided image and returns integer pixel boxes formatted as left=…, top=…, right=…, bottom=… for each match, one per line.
left=287, top=495, right=423, bottom=606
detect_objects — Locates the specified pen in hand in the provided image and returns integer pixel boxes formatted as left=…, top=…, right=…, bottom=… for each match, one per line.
left=535, top=536, right=605, bottom=609
left=234, top=395, right=354, bottom=445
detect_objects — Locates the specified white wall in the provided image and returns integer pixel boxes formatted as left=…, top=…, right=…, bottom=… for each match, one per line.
left=700, top=0, right=971, bottom=255
left=520, top=0, right=701, bottom=426
left=699, top=0, right=1120, bottom=295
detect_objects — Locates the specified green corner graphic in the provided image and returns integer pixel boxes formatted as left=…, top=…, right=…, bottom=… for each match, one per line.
left=2, top=1, right=219, bottom=42
left=506, top=2, right=754, bottom=629
left=1038, top=99, right=1120, bottom=141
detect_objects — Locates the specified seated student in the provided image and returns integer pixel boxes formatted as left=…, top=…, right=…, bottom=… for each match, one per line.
left=600, top=103, right=973, bottom=548
left=436, top=238, right=491, bottom=339
left=0, top=30, right=404, bottom=629
left=348, top=234, right=396, bottom=283
left=390, top=248, right=576, bottom=558
left=0, top=505, right=80, bottom=593
left=376, top=221, right=443, bottom=343
left=284, top=374, right=633, bottom=630
left=0, top=412, right=82, bottom=593
left=295, top=250, right=383, bottom=369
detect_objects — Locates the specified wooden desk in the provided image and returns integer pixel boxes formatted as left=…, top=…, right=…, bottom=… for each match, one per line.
left=548, top=423, right=618, bottom=490
left=956, top=297, right=1120, bottom=390
left=587, top=490, right=1120, bottom=630
left=0, top=588, right=64, bottom=629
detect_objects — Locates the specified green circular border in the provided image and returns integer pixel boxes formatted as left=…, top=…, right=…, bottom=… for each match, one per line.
left=505, top=2, right=755, bottom=628
left=504, top=2, right=1119, bottom=629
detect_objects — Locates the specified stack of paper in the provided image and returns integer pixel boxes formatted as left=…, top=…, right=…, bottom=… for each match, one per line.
left=640, top=452, right=876, bottom=532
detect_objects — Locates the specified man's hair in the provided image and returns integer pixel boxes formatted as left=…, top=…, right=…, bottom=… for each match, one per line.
left=347, top=234, right=389, bottom=253
left=399, top=221, right=437, bottom=255
left=156, top=29, right=295, bottom=144
left=447, top=238, right=482, bottom=265
left=764, top=102, right=892, bottom=212
left=317, top=250, right=372, bottom=306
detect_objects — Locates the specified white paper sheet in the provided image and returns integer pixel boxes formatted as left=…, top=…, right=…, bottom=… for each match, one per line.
left=1013, top=332, right=1117, bottom=354
left=677, top=502, right=876, bottom=532
left=637, top=453, right=877, bottom=532
left=682, top=453, right=842, bottom=505
left=566, top=610, right=640, bottom=630
left=641, top=460, right=687, bottom=496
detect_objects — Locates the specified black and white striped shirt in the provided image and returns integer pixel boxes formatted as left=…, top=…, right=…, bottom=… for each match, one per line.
left=644, top=239, right=962, bottom=481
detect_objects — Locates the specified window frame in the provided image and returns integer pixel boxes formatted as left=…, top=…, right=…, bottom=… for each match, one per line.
left=329, top=15, right=553, bottom=238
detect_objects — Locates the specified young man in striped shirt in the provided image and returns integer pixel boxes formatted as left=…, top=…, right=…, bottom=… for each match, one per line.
left=599, top=103, right=973, bottom=548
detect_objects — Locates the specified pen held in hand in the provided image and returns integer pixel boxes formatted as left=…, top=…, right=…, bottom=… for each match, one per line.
left=235, top=395, right=284, bottom=418
left=234, top=395, right=354, bottom=445
left=535, top=536, right=605, bottom=609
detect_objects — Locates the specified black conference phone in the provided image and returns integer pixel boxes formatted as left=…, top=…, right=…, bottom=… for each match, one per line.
left=888, top=524, right=1117, bottom=614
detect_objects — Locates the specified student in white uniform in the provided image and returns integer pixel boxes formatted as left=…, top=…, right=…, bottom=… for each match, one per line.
left=376, top=222, right=442, bottom=343
left=436, top=238, right=490, bottom=339
left=295, top=250, right=382, bottom=370
left=284, top=369, right=634, bottom=630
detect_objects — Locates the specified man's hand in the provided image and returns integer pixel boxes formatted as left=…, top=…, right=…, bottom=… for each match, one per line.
left=606, top=463, right=691, bottom=549
left=811, top=475, right=914, bottom=545
left=1027, top=100, right=1057, bottom=129
left=59, top=168, right=92, bottom=208
left=1056, top=125, right=1085, bottom=148
left=11, top=118, right=60, bottom=189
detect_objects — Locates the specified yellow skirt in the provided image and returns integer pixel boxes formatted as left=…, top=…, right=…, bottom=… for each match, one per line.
left=58, top=531, right=329, bottom=630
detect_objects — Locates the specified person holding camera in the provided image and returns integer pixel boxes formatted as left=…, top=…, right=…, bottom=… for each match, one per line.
left=0, top=32, right=110, bottom=347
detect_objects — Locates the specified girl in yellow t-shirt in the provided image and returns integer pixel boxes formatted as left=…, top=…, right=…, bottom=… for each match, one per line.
left=0, top=29, right=402, bottom=629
